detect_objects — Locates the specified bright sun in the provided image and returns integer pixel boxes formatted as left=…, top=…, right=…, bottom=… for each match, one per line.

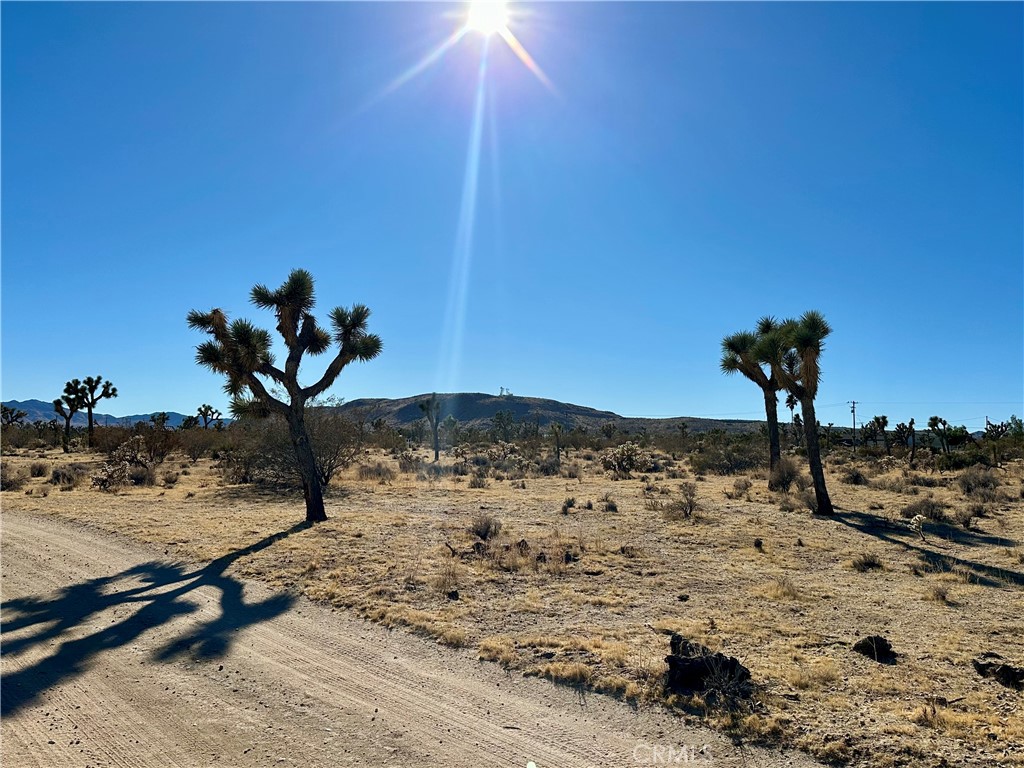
left=465, top=0, right=509, bottom=36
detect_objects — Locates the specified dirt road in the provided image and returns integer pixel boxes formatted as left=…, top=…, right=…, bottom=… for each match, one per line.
left=2, top=512, right=816, bottom=767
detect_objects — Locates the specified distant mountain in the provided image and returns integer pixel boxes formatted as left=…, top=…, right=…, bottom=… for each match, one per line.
left=3, top=393, right=760, bottom=435
left=339, top=393, right=760, bottom=435
left=1, top=399, right=190, bottom=428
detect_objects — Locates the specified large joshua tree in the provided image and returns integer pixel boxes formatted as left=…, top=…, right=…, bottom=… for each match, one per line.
left=758, top=310, right=835, bottom=515
left=720, top=318, right=783, bottom=488
left=187, top=269, right=381, bottom=523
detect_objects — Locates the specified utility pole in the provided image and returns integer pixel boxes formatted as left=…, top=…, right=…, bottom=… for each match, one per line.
left=849, top=401, right=857, bottom=454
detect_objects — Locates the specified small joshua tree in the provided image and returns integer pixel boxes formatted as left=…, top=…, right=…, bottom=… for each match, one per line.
left=419, top=393, right=442, bottom=462
left=53, top=382, right=86, bottom=453
left=197, top=404, right=222, bottom=429
left=79, top=376, right=118, bottom=448
left=188, top=269, right=381, bottom=523
left=1, top=404, right=27, bottom=426
left=720, top=320, right=784, bottom=487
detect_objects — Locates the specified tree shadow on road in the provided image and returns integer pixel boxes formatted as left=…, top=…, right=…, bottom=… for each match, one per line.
left=1, top=521, right=309, bottom=717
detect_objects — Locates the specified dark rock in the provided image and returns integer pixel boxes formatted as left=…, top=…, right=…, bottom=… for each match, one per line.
left=535, top=552, right=547, bottom=563
left=852, top=635, right=897, bottom=664
left=563, top=550, right=579, bottom=564
left=972, top=653, right=1024, bottom=690
left=446, top=590, right=460, bottom=601
left=515, top=539, right=530, bottom=555
left=664, top=633, right=752, bottom=702
left=754, top=538, right=763, bottom=550
left=677, top=594, right=690, bottom=602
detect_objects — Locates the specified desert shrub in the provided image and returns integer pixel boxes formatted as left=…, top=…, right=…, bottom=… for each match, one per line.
left=600, top=442, right=653, bottom=477
left=179, top=428, right=218, bottom=463
left=604, top=499, right=618, bottom=513
left=841, top=467, right=870, bottom=486
left=50, top=464, right=87, bottom=488
left=936, top=448, right=990, bottom=472
left=358, top=462, right=396, bottom=483
left=1, top=464, right=27, bottom=491
left=906, top=472, right=942, bottom=488
left=957, top=466, right=999, bottom=498
left=219, top=409, right=362, bottom=488
left=468, top=513, right=502, bottom=541
left=724, top=477, right=752, bottom=499
left=468, top=474, right=488, bottom=489
left=561, top=496, right=576, bottom=514
left=162, top=471, right=180, bottom=487
left=29, top=461, right=48, bottom=478
left=397, top=452, right=421, bottom=474
left=950, top=507, right=976, bottom=529
left=92, top=460, right=132, bottom=492
left=769, top=457, right=799, bottom=492
left=129, top=465, right=157, bottom=486
left=665, top=482, right=698, bottom=520
left=798, top=488, right=818, bottom=513
left=689, top=431, right=766, bottom=476
left=91, top=426, right=134, bottom=455
left=901, top=496, right=946, bottom=522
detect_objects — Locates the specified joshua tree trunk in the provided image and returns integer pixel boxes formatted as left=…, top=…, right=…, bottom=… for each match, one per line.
left=61, top=418, right=72, bottom=453
left=763, top=389, right=782, bottom=488
left=287, top=411, right=327, bottom=523
left=800, top=398, right=834, bottom=515
left=431, top=425, right=440, bottom=463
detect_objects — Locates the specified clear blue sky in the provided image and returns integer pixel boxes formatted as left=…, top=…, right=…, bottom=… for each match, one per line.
left=3, top=2, right=1021, bottom=430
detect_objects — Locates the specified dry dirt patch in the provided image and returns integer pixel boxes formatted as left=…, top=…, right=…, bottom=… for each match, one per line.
left=3, top=447, right=1023, bottom=767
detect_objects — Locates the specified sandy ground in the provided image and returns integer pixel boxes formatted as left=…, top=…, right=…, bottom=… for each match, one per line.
left=1, top=511, right=819, bottom=768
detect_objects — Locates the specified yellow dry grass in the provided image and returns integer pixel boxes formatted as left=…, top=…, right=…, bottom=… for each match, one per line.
left=3, top=446, right=1023, bottom=767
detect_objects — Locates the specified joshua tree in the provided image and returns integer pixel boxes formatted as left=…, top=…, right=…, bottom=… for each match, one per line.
left=188, top=268, right=381, bottom=523
left=927, top=416, right=951, bottom=455
left=871, top=415, right=891, bottom=456
left=758, top=311, right=834, bottom=515
left=720, top=320, right=783, bottom=487
left=440, top=414, right=459, bottom=448
left=197, top=404, right=222, bottom=429
left=179, top=415, right=201, bottom=430
left=1, top=404, right=27, bottom=426
left=53, top=382, right=86, bottom=453
left=550, top=422, right=564, bottom=467
left=76, top=376, right=118, bottom=448
left=419, top=393, right=442, bottom=462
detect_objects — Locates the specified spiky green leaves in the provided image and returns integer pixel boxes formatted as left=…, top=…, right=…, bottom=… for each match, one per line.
left=330, top=304, right=383, bottom=361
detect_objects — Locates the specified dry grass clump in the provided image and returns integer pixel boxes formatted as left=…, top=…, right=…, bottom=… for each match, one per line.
left=841, top=466, right=871, bottom=486
left=849, top=552, right=884, bottom=572
left=957, top=466, right=999, bottom=500
left=357, top=462, right=395, bottom=483
left=29, top=460, right=48, bottom=478
left=468, top=512, right=501, bottom=541
left=1, top=463, right=28, bottom=491
left=787, top=661, right=840, bottom=690
left=762, top=576, right=801, bottom=600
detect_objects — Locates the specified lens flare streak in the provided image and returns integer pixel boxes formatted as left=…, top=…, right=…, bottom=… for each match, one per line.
left=362, top=28, right=468, bottom=111
left=498, top=26, right=557, bottom=94
left=436, top=45, right=490, bottom=392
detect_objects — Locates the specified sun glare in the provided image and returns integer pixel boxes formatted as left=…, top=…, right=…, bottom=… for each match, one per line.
left=466, top=1, right=508, bottom=36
